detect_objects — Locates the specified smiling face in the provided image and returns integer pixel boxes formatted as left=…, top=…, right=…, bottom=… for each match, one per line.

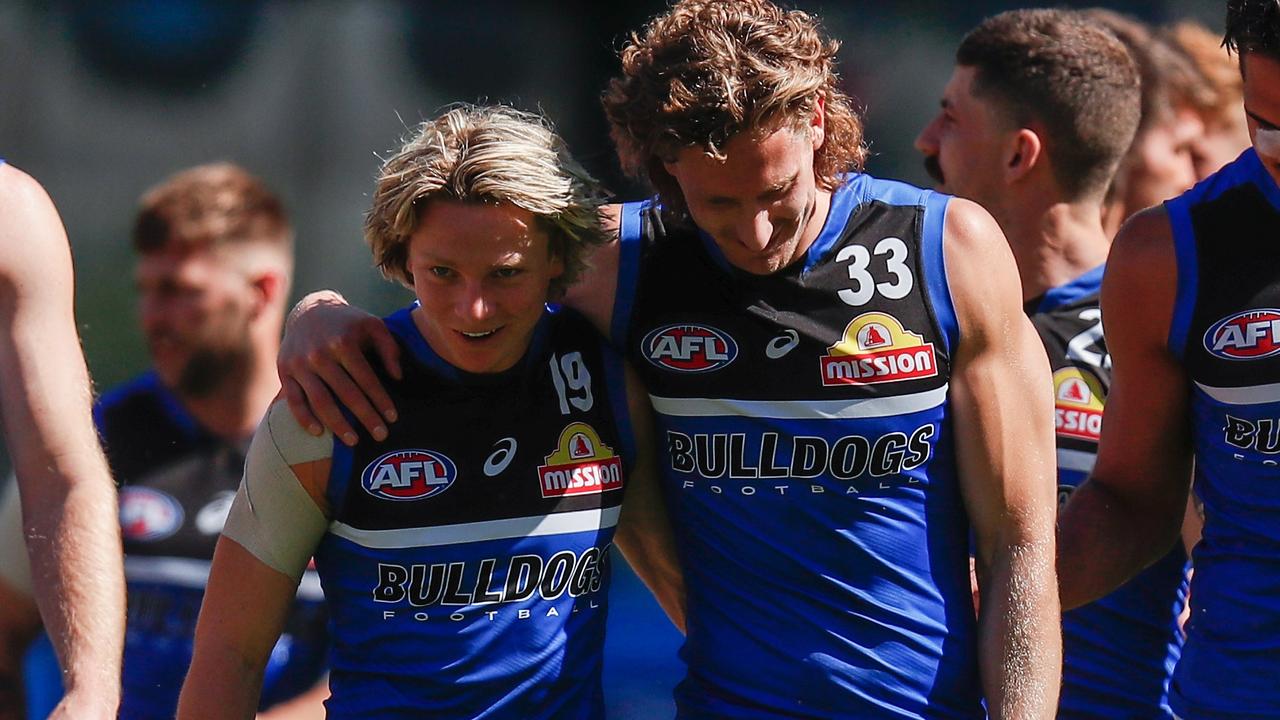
left=407, top=201, right=563, bottom=374
left=1243, top=53, right=1280, bottom=187
left=662, top=123, right=827, bottom=276
left=915, top=66, right=1014, bottom=210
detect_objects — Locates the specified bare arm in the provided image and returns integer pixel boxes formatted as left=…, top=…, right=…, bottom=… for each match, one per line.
left=256, top=677, right=328, bottom=720
left=612, top=363, right=685, bottom=633
left=944, top=199, right=1060, bottom=719
left=0, top=165, right=123, bottom=719
left=1058, top=208, right=1193, bottom=609
left=178, top=538, right=306, bottom=720
left=179, top=408, right=331, bottom=720
left=278, top=205, right=625, bottom=442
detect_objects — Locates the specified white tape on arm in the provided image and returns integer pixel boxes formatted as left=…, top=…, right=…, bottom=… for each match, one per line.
left=221, top=402, right=331, bottom=581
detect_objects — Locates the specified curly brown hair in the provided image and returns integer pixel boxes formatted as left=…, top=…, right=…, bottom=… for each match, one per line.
left=602, top=0, right=866, bottom=213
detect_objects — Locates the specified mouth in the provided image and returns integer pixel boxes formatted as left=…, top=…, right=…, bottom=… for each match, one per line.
left=923, top=155, right=945, bottom=185
left=458, top=327, right=501, bottom=340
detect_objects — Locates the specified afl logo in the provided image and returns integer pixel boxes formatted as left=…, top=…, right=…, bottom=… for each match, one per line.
left=642, top=323, right=738, bottom=373
left=361, top=449, right=457, bottom=501
left=1204, top=309, right=1280, bottom=361
left=119, top=487, right=184, bottom=542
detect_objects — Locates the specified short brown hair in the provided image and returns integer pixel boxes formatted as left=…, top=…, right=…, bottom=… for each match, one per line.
left=365, top=105, right=609, bottom=299
left=133, top=163, right=292, bottom=254
left=602, top=0, right=866, bottom=213
left=956, top=9, right=1141, bottom=200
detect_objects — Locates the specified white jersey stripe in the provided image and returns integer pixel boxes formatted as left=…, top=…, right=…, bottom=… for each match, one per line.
left=328, top=506, right=621, bottom=549
left=125, top=555, right=324, bottom=600
left=1194, top=380, right=1280, bottom=406
left=649, top=384, right=948, bottom=420
left=1057, top=448, right=1097, bottom=474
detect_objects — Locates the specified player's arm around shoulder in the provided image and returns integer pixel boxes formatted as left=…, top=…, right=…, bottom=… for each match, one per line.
left=612, top=361, right=686, bottom=633
left=943, top=198, right=1059, bottom=719
left=0, top=164, right=123, bottom=719
left=178, top=402, right=333, bottom=720
left=1058, top=207, right=1192, bottom=609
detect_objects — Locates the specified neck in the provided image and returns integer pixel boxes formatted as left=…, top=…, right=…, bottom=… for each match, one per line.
left=177, top=332, right=280, bottom=441
left=1002, top=200, right=1110, bottom=303
left=1099, top=198, right=1127, bottom=241
left=792, top=187, right=834, bottom=261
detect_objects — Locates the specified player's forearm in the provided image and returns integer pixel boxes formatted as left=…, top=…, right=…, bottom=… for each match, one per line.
left=978, top=538, right=1060, bottom=720
left=177, top=643, right=265, bottom=720
left=1057, top=477, right=1181, bottom=609
left=21, top=470, right=123, bottom=711
left=615, top=534, right=686, bottom=633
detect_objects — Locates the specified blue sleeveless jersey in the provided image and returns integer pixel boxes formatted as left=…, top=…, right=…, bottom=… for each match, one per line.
left=616, top=176, right=981, bottom=718
left=88, top=373, right=328, bottom=719
left=1164, top=148, right=1280, bottom=719
left=1030, top=269, right=1187, bottom=719
left=315, top=305, right=633, bottom=719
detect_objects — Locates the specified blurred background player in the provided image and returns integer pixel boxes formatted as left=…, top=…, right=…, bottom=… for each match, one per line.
left=915, top=10, right=1190, bottom=718
left=0, top=163, right=329, bottom=720
left=178, top=105, right=682, bottom=720
left=274, top=1, right=1061, bottom=717
left=1058, top=1, right=1280, bottom=718
left=0, top=163, right=124, bottom=719
left=1088, top=9, right=1215, bottom=239
left=1167, top=19, right=1255, bottom=179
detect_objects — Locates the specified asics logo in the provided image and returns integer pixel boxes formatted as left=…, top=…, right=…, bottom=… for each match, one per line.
left=765, top=330, right=800, bottom=359
left=483, top=438, right=518, bottom=477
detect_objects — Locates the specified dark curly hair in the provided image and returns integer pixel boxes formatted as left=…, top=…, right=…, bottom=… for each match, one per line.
left=1225, top=0, right=1280, bottom=64
left=602, top=0, right=866, bottom=214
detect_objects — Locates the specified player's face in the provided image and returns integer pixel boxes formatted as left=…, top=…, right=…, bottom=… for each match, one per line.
left=407, top=201, right=562, bottom=375
left=1242, top=52, right=1280, bottom=187
left=664, top=123, right=825, bottom=275
left=915, top=66, right=1010, bottom=210
left=1118, top=106, right=1203, bottom=211
left=136, top=248, right=257, bottom=398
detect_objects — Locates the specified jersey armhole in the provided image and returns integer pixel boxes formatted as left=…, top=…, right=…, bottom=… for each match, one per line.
left=599, top=342, right=637, bottom=473
left=609, top=200, right=649, bottom=348
left=921, top=191, right=960, bottom=358
left=1165, top=198, right=1200, bottom=360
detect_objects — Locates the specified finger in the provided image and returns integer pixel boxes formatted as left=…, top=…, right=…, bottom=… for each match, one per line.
left=281, top=377, right=323, bottom=436
left=310, top=354, right=388, bottom=443
left=292, top=368, right=359, bottom=446
left=336, top=323, right=399, bottom=424
left=364, top=318, right=404, bottom=383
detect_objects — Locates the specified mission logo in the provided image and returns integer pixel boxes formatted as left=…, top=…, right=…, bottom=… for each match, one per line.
left=1054, top=367, right=1105, bottom=442
left=538, top=422, right=624, bottom=498
left=362, top=449, right=457, bottom=502
left=820, top=312, right=937, bottom=386
left=1204, top=309, right=1280, bottom=360
left=642, top=323, right=738, bottom=373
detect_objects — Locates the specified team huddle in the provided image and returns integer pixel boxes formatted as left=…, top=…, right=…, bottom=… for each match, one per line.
left=0, top=0, right=1278, bottom=718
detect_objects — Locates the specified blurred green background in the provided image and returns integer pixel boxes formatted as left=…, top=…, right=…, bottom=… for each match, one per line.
left=0, top=0, right=1229, bottom=390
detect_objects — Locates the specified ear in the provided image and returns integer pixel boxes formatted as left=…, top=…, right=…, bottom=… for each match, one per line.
left=248, top=268, right=287, bottom=319
left=810, top=94, right=826, bottom=150
left=1004, top=127, right=1042, bottom=185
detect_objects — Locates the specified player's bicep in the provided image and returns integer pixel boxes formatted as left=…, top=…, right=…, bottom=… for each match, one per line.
left=942, top=200, right=1056, bottom=558
left=1088, top=209, right=1193, bottom=515
left=221, top=402, right=331, bottom=584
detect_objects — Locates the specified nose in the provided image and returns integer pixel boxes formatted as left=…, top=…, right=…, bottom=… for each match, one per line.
left=457, top=281, right=494, bottom=323
left=737, top=209, right=774, bottom=252
left=915, top=117, right=940, bottom=156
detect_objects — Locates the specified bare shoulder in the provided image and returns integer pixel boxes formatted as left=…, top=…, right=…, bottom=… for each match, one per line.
left=939, top=197, right=1023, bottom=339
left=0, top=164, right=70, bottom=286
left=1103, top=206, right=1177, bottom=323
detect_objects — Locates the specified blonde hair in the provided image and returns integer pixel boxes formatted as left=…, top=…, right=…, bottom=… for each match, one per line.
left=365, top=105, right=609, bottom=298
left=1166, top=20, right=1244, bottom=123
left=602, top=0, right=866, bottom=214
